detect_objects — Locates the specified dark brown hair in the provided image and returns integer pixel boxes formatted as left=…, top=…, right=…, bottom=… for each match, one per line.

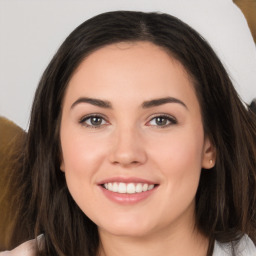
left=8, top=11, right=256, bottom=255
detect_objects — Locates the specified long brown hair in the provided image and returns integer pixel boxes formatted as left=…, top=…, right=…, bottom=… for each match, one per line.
left=8, top=11, right=256, bottom=255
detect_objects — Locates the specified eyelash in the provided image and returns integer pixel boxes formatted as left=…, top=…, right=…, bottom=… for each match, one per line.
left=79, top=114, right=177, bottom=129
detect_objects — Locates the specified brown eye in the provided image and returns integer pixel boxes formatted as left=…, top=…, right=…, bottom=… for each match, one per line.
left=155, top=117, right=168, bottom=126
left=80, top=115, right=107, bottom=128
left=90, top=117, right=103, bottom=126
left=147, top=115, right=177, bottom=127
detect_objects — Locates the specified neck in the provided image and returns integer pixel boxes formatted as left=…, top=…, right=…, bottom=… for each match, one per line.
left=97, top=219, right=209, bottom=256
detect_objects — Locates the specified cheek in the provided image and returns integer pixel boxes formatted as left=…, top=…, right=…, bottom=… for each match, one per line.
left=145, top=129, right=203, bottom=223
left=60, top=128, right=108, bottom=215
left=150, top=127, right=204, bottom=171
left=61, top=127, right=106, bottom=174
left=60, top=126, right=108, bottom=202
left=148, top=126, right=204, bottom=197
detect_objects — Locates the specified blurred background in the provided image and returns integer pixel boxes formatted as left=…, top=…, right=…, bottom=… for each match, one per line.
left=0, top=0, right=255, bottom=130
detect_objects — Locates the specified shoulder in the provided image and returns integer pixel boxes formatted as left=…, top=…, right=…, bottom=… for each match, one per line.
left=0, top=240, right=36, bottom=256
left=0, top=235, right=44, bottom=256
left=213, top=235, right=256, bottom=256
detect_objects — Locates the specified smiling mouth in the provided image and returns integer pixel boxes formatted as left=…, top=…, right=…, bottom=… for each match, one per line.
left=101, top=182, right=158, bottom=194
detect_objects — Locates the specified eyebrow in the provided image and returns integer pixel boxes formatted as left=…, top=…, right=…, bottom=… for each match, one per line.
left=70, top=96, right=187, bottom=110
left=71, top=97, right=112, bottom=109
left=142, top=97, right=188, bottom=109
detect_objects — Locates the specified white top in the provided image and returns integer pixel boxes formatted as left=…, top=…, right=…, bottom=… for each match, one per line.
left=0, top=239, right=37, bottom=256
left=0, top=235, right=255, bottom=256
left=213, top=235, right=256, bottom=256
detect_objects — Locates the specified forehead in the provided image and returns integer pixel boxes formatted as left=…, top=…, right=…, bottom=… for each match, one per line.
left=74, top=41, right=187, bottom=75
left=64, top=41, right=199, bottom=110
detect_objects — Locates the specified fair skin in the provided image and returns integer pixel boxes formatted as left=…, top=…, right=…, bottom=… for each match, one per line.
left=60, top=41, right=215, bottom=256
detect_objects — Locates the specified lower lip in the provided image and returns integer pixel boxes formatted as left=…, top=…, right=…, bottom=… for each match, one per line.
left=99, top=185, right=158, bottom=205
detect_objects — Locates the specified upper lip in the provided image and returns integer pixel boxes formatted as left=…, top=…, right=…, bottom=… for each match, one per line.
left=97, top=177, right=158, bottom=185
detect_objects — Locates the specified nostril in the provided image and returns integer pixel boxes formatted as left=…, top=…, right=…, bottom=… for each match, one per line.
left=111, top=158, right=141, bottom=167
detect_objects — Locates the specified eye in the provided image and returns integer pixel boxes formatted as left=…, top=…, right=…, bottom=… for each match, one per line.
left=79, top=115, right=108, bottom=128
left=147, top=115, right=177, bottom=128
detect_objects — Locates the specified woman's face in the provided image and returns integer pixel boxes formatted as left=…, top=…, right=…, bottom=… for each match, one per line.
left=60, top=41, right=215, bottom=238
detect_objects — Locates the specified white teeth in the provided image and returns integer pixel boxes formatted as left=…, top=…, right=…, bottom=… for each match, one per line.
left=142, top=184, right=148, bottom=192
left=107, top=183, right=113, bottom=191
left=127, top=183, right=136, bottom=194
left=118, top=183, right=126, bottom=193
left=148, top=184, right=154, bottom=190
left=135, top=183, right=143, bottom=193
left=103, top=182, right=155, bottom=194
left=112, top=182, right=118, bottom=192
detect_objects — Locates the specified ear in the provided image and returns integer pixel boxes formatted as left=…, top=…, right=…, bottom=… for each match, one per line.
left=201, top=136, right=216, bottom=169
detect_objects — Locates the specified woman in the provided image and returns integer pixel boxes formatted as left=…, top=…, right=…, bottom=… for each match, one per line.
left=1, top=11, right=256, bottom=256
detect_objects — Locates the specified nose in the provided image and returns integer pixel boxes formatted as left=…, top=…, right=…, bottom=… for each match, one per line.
left=108, top=126, right=147, bottom=167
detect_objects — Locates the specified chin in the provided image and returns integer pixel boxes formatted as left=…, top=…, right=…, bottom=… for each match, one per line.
left=97, top=216, right=157, bottom=238
left=102, top=226, right=153, bottom=238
